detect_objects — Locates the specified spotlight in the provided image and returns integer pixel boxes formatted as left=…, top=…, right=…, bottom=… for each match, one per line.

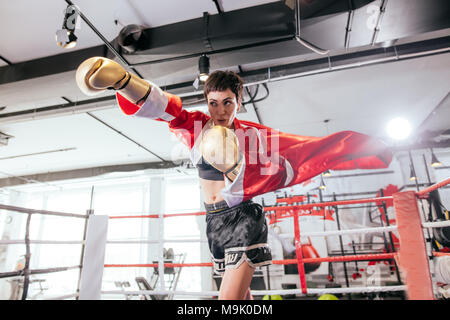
left=56, top=5, right=79, bottom=49
left=322, top=170, right=332, bottom=177
left=430, top=149, right=442, bottom=167
left=386, top=117, right=411, bottom=140
left=198, top=55, right=210, bottom=82
left=199, top=73, right=209, bottom=83
left=56, top=29, right=78, bottom=49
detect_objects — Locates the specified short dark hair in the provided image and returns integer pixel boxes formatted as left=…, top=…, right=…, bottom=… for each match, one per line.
left=203, top=70, right=244, bottom=100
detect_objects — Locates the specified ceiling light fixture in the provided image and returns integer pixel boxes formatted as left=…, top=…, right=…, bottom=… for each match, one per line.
left=322, top=169, right=332, bottom=177
left=0, top=131, right=13, bottom=146
left=430, top=148, right=442, bottom=167
left=198, top=55, right=210, bottom=82
left=319, top=175, right=326, bottom=190
left=409, top=164, right=417, bottom=181
left=56, top=5, right=79, bottom=49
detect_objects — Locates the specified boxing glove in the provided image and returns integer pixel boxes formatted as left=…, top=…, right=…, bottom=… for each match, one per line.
left=76, top=57, right=150, bottom=105
left=199, top=125, right=243, bottom=182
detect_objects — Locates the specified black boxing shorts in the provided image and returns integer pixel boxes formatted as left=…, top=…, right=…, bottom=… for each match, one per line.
left=205, top=200, right=272, bottom=275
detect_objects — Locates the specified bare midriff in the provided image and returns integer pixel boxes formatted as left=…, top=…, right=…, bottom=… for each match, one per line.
left=200, top=178, right=226, bottom=204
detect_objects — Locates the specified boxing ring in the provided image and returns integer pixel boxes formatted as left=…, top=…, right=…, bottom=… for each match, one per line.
left=0, top=177, right=449, bottom=300
left=0, top=205, right=88, bottom=300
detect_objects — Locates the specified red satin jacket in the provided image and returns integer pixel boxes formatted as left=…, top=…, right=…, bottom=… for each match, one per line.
left=116, top=84, right=392, bottom=207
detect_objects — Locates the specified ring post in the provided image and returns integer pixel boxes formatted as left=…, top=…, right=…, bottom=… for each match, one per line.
left=78, top=215, right=109, bottom=300
left=393, top=191, right=434, bottom=300
left=293, top=210, right=308, bottom=294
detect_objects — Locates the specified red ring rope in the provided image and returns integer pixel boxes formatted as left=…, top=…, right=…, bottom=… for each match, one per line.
left=107, top=177, right=450, bottom=220
left=108, top=197, right=394, bottom=220
left=433, top=252, right=450, bottom=257
left=104, top=177, right=450, bottom=300
left=416, top=178, right=450, bottom=196
left=104, top=253, right=397, bottom=268
left=265, top=196, right=393, bottom=211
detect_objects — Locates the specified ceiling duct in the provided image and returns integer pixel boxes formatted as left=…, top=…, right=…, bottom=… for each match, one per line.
left=114, top=1, right=382, bottom=62
left=113, top=0, right=449, bottom=66
left=0, top=0, right=448, bottom=98
left=117, top=24, right=148, bottom=54
left=118, top=2, right=295, bottom=56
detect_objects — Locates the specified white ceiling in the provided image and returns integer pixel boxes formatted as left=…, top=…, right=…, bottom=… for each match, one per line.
left=260, top=52, right=450, bottom=138
left=0, top=0, right=449, bottom=183
left=0, top=0, right=278, bottom=63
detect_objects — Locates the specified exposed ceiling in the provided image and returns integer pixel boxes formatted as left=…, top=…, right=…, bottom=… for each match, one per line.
left=0, top=0, right=449, bottom=188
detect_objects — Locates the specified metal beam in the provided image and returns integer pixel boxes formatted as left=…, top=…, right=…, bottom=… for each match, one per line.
left=0, top=36, right=448, bottom=124
left=0, top=0, right=448, bottom=86
left=0, top=45, right=108, bottom=85
left=0, top=161, right=182, bottom=188
left=389, top=139, right=450, bottom=152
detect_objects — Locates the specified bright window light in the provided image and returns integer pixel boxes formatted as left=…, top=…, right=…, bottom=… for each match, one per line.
left=386, top=117, right=412, bottom=140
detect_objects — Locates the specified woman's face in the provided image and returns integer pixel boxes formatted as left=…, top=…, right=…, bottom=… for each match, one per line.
left=207, top=88, right=241, bottom=128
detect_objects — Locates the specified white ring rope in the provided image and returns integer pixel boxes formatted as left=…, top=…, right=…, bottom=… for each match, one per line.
left=101, top=285, right=406, bottom=298
left=422, top=220, right=450, bottom=228
left=106, top=238, right=207, bottom=244
left=104, top=220, right=450, bottom=244
left=104, top=226, right=399, bottom=245
left=3, top=221, right=444, bottom=246
left=45, top=293, right=79, bottom=300
left=0, top=240, right=85, bottom=245
left=300, top=225, right=398, bottom=238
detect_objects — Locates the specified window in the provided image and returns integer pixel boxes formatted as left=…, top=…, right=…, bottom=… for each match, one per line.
left=164, top=177, right=202, bottom=294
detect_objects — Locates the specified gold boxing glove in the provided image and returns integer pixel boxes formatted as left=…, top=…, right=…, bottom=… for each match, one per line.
left=75, top=56, right=150, bottom=105
left=199, top=125, right=243, bottom=182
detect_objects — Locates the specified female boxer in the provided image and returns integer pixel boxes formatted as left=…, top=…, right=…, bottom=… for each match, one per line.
left=76, top=57, right=392, bottom=300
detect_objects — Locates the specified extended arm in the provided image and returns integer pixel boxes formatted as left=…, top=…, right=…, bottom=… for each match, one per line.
left=75, top=56, right=210, bottom=150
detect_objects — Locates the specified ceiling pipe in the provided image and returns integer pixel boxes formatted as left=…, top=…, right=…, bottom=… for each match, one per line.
left=1, top=0, right=448, bottom=86
left=344, top=0, right=355, bottom=49
left=370, top=0, right=389, bottom=46
left=243, top=43, right=450, bottom=87
left=294, top=0, right=329, bottom=55
left=238, top=65, right=263, bottom=124
left=86, top=112, right=169, bottom=163
left=0, top=37, right=448, bottom=124
left=0, top=148, right=76, bottom=161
